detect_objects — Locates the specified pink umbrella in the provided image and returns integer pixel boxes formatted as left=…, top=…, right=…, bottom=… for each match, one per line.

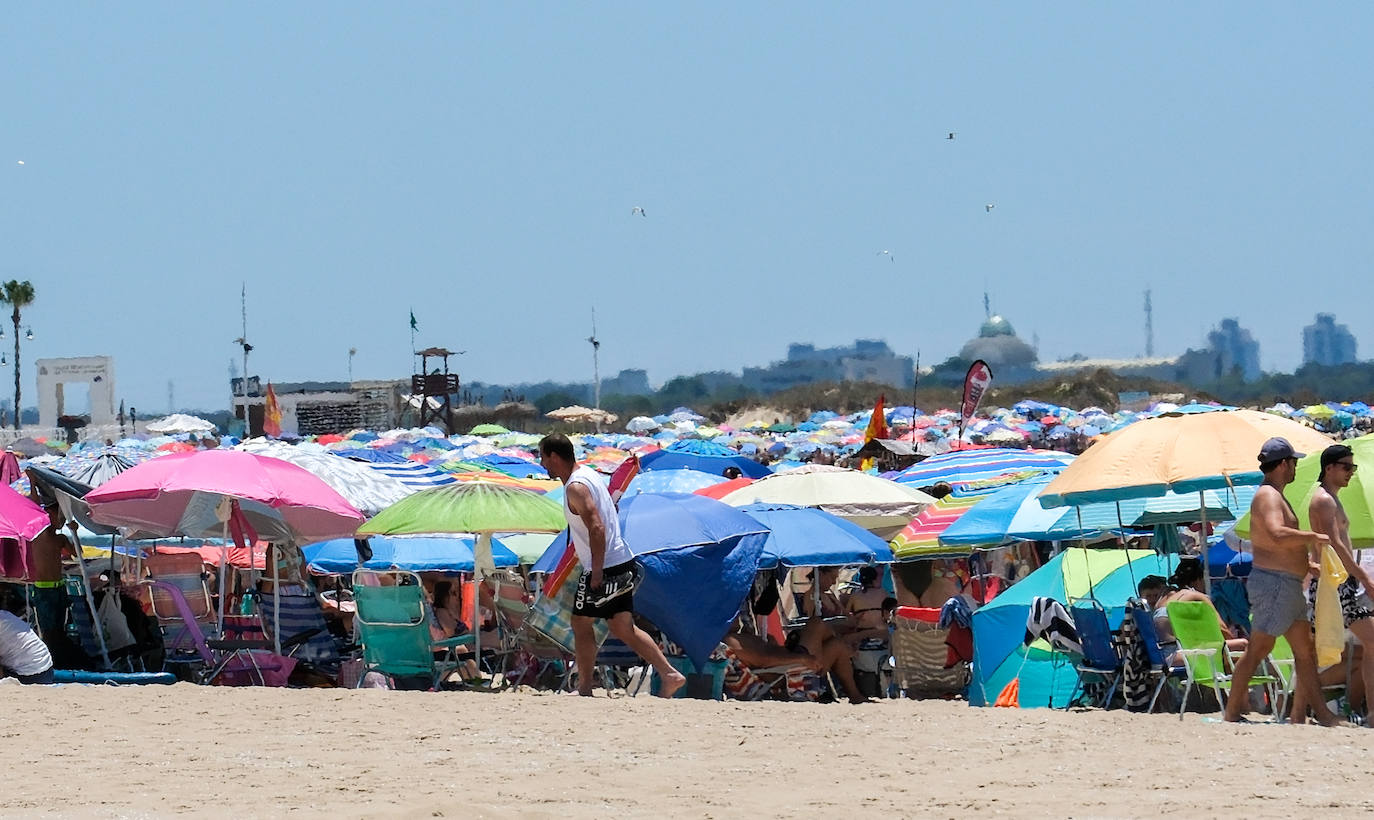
left=85, top=450, right=365, bottom=651
left=0, top=483, right=55, bottom=580
left=85, top=450, right=364, bottom=544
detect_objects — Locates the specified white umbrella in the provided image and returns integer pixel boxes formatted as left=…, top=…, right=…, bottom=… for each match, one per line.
left=235, top=440, right=416, bottom=517
left=720, top=465, right=936, bottom=539
left=146, top=413, right=218, bottom=435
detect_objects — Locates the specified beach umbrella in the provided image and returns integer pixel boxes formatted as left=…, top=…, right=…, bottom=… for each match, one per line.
left=236, top=441, right=416, bottom=517
left=738, top=503, right=893, bottom=569
left=494, top=531, right=560, bottom=565
left=467, top=423, right=511, bottom=436
left=1233, top=433, right=1374, bottom=547
left=638, top=439, right=771, bottom=479
left=972, top=549, right=1176, bottom=708
left=145, top=413, right=218, bottom=435
left=624, top=468, right=727, bottom=496
left=615, top=492, right=769, bottom=667
left=626, top=416, right=660, bottom=434
left=0, top=482, right=52, bottom=542
left=84, top=449, right=365, bottom=647
left=888, top=495, right=984, bottom=560
left=1038, top=409, right=1335, bottom=508
left=302, top=534, right=520, bottom=574
left=694, top=476, right=755, bottom=500
left=359, top=481, right=566, bottom=665
left=893, top=448, right=1072, bottom=488
left=721, top=465, right=935, bottom=538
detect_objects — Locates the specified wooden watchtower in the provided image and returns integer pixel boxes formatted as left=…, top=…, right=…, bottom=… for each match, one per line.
left=411, top=347, right=460, bottom=434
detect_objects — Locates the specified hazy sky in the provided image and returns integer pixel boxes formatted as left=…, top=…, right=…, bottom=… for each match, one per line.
left=3, top=4, right=1371, bottom=412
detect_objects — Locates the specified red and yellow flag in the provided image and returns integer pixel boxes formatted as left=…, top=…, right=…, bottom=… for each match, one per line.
left=860, top=394, right=888, bottom=470
left=263, top=382, right=283, bottom=438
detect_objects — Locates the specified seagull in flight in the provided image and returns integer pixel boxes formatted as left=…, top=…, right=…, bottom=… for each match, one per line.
left=985, top=203, right=995, bottom=212
left=631, top=206, right=646, bottom=217
left=947, top=132, right=955, bottom=140
left=876, top=250, right=894, bottom=262
left=15, top=160, right=23, bottom=165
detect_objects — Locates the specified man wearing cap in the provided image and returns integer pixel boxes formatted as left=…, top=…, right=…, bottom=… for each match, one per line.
left=1224, top=437, right=1340, bottom=725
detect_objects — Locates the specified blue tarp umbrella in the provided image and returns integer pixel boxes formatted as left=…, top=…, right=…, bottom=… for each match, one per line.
left=302, top=534, right=520, bottom=574
left=739, top=503, right=893, bottom=569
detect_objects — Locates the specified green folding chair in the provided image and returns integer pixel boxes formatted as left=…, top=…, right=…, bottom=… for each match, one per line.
left=1167, top=600, right=1275, bottom=719
left=352, top=570, right=473, bottom=690
left=1268, top=635, right=1352, bottom=721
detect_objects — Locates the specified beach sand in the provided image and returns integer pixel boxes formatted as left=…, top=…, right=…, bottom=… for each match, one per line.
left=4, top=684, right=1374, bottom=818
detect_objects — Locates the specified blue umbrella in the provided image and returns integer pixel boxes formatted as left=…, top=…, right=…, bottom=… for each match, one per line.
left=894, top=448, right=1072, bottom=487
left=739, top=503, right=893, bottom=568
left=624, top=468, right=727, bottom=495
left=639, top=444, right=771, bottom=479
left=302, top=534, right=519, bottom=574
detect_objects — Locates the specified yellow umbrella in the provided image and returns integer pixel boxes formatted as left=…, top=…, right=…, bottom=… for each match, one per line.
left=1038, top=409, right=1335, bottom=508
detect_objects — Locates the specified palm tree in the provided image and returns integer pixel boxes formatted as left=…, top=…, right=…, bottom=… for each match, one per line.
left=0, top=280, right=35, bottom=431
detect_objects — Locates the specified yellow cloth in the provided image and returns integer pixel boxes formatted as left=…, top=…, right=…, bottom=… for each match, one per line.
left=1315, top=545, right=1349, bottom=668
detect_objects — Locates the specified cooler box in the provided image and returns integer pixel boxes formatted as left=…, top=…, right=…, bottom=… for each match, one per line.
left=651, top=654, right=727, bottom=700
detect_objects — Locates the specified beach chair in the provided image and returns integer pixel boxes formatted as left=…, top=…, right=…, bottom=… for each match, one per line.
left=1267, top=634, right=1352, bottom=721
left=144, top=580, right=296, bottom=686
left=593, top=635, right=649, bottom=695
left=1066, top=599, right=1122, bottom=709
left=1130, top=605, right=1186, bottom=714
left=716, top=643, right=821, bottom=702
left=351, top=570, right=472, bottom=690
left=254, top=587, right=344, bottom=679
left=145, top=552, right=216, bottom=658
left=892, top=606, right=970, bottom=699
left=1168, top=600, right=1275, bottom=719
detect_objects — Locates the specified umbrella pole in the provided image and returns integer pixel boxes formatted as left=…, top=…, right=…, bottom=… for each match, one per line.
left=1115, top=502, right=1136, bottom=592
left=217, top=521, right=229, bottom=633
left=1076, top=506, right=1095, bottom=599
left=272, top=543, right=282, bottom=656
left=73, top=524, right=110, bottom=670
left=473, top=532, right=492, bottom=681
left=1199, top=491, right=1211, bottom=595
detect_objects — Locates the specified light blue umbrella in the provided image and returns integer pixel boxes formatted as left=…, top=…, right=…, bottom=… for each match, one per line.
left=624, top=468, right=727, bottom=495
left=302, top=534, right=519, bottom=574
left=739, top=503, right=893, bottom=568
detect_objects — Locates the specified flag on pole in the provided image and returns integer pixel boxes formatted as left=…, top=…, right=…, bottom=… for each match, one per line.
left=860, top=394, right=888, bottom=471
left=263, top=382, right=283, bottom=437
left=959, top=360, right=994, bottom=440
left=409, top=310, right=418, bottom=331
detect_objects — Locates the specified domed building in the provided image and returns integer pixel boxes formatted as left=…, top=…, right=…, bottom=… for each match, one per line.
left=958, top=314, right=1038, bottom=369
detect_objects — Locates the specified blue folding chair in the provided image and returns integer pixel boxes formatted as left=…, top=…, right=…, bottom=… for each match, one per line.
left=1067, top=600, right=1122, bottom=708
left=1131, top=605, right=1186, bottom=713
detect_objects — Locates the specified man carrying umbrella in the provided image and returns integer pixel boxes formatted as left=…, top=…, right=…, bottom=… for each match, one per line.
left=539, top=434, right=686, bottom=698
left=1224, top=438, right=1340, bottom=726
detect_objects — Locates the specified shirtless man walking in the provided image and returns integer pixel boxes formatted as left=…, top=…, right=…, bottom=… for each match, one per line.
left=1224, top=437, right=1340, bottom=725
left=539, top=434, right=685, bottom=698
left=1290, top=444, right=1374, bottom=722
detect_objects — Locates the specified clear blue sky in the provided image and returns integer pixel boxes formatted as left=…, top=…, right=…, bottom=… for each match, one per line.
left=3, top=4, right=1371, bottom=412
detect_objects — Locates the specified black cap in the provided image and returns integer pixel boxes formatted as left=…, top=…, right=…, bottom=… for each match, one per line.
left=1257, top=437, right=1304, bottom=464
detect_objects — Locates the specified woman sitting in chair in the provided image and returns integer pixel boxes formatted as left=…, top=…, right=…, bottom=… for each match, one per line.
left=1139, top=558, right=1248, bottom=664
left=428, top=580, right=480, bottom=683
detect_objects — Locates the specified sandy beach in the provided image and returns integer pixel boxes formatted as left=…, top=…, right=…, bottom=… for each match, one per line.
left=3, top=685, right=1374, bottom=819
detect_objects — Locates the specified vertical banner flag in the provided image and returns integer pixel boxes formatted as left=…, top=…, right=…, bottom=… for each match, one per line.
left=959, top=360, right=993, bottom=439
left=263, top=382, right=283, bottom=437
left=860, top=394, right=888, bottom=471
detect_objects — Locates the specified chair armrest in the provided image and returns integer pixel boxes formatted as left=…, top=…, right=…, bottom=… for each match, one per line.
left=434, top=635, right=475, bottom=650
left=207, top=638, right=274, bottom=652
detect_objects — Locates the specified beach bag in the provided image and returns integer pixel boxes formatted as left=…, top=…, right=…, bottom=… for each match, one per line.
left=98, top=591, right=137, bottom=652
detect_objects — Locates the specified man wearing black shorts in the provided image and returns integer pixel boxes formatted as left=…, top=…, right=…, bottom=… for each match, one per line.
left=539, top=434, right=685, bottom=698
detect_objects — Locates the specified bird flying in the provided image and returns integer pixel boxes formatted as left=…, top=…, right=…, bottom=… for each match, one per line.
left=631, top=206, right=646, bottom=217
left=876, top=250, right=894, bottom=262
left=985, top=204, right=995, bottom=212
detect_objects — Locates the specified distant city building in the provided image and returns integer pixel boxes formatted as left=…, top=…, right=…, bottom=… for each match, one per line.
left=1175, top=318, right=1262, bottom=382
left=1302, top=313, right=1357, bottom=367
left=741, top=340, right=914, bottom=393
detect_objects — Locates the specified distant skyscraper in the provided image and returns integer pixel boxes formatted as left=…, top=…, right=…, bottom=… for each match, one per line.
left=1207, top=318, right=1261, bottom=381
left=1302, top=313, right=1358, bottom=367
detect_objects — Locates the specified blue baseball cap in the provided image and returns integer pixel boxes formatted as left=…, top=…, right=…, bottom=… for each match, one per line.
left=1257, top=437, right=1304, bottom=464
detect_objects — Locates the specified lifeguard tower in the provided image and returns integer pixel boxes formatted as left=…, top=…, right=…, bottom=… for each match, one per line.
left=412, top=347, right=460, bottom=434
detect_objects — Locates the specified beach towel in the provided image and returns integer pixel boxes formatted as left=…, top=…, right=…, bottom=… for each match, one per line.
left=1025, top=597, right=1081, bottom=655
left=937, top=595, right=973, bottom=629
left=1315, top=545, right=1348, bottom=668
left=1112, top=599, right=1152, bottom=711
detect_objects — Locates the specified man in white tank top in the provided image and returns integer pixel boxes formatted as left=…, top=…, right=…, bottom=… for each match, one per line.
left=540, top=434, right=685, bottom=698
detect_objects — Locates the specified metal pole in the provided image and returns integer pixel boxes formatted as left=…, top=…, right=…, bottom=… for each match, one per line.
left=1199, top=491, right=1211, bottom=595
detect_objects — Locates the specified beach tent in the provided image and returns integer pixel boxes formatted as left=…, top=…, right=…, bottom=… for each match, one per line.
left=970, top=548, right=1176, bottom=708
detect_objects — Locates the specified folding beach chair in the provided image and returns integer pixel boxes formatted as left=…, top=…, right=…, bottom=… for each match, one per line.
left=1168, top=600, right=1276, bottom=719
left=1066, top=599, right=1122, bottom=709
left=145, top=552, right=216, bottom=658
left=254, top=587, right=343, bottom=680
left=1130, top=605, right=1186, bottom=714
left=592, top=636, right=649, bottom=696
left=144, top=580, right=297, bottom=686
left=892, top=606, right=970, bottom=699
left=351, top=570, right=472, bottom=690
left=716, top=643, right=821, bottom=702
left=1266, top=634, right=1353, bottom=722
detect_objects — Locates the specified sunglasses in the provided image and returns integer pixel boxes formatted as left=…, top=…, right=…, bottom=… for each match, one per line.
left=1337, top=461, right=1358, bottom=472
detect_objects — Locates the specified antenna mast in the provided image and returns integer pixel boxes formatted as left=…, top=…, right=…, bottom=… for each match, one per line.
left=1144, top=288, right=1154, bottom=358
left=587, top=308, right=601, bottom=413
